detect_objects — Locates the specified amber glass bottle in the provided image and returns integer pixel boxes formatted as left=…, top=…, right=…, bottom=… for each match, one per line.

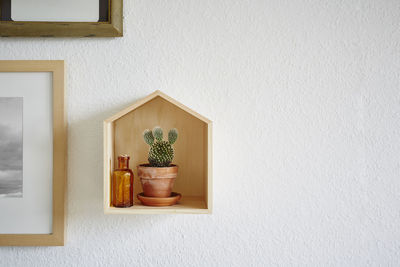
left=112, top=155, right=134, bottom=207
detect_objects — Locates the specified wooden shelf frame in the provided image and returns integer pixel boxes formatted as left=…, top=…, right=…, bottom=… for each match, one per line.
left=104, top=90, right=212, bottom=214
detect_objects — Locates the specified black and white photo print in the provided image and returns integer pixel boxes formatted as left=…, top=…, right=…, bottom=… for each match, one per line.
left=0, top=97, right=23, bottom=198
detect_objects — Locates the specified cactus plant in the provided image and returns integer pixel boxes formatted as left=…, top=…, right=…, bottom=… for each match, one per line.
left=143, top=127, right=178, bottom=167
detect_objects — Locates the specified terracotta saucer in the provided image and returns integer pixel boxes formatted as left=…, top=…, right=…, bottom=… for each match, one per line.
left=137, top=192, right=182, bottom=207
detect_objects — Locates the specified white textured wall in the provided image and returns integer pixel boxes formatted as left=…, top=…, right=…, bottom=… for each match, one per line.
left=1, top=0, right=399, bottom=266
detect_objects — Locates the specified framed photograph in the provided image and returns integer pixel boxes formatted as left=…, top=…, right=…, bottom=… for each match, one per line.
left=0, top=61, right=67, bottom=246
left=0, top=0, right=122, bottom=37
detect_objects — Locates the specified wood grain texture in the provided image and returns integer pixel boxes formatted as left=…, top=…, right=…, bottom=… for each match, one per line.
left=0, top=0, right=122, bottom=37
left=106, top=196, right=207, bottom=214
left=0, top=60, right=67, bottom=246
left=104, top=91, right=212, bottom=214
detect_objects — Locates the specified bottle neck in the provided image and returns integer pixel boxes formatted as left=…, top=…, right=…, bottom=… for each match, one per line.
left=118, top=158, right=129, bottom=169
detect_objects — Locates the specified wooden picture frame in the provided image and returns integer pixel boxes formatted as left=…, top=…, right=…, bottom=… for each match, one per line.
left=0, top=61, right=67, bottom=246
left=0, top=0, right=122, bottom=37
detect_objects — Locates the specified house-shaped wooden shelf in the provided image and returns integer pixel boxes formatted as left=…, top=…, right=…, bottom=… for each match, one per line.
left=104, top=91, right=212, bottom=214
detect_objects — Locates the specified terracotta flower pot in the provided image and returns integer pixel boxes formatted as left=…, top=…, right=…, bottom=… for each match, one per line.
left=137, top=164, right=178, bottom=197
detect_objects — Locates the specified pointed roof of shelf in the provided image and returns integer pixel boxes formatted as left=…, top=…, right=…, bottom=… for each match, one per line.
left=105, top=90, right=212, bottom=123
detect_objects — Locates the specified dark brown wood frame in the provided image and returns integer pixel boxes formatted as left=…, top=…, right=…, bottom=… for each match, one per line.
left=0, top=0, right=122, bottom=37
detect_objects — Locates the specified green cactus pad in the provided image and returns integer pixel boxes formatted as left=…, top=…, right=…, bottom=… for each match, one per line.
left=152, top=127, right=163, bottom=141
left=143, top=129, right=154, bottom=145
left=143, top=127, right=179, bottom=167
left=148, top=141, right=174, bottom=167
left=168, top=128, right=178, bottom=144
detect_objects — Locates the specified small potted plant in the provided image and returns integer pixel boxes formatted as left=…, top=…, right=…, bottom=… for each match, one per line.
left=137, top=127, right=178, bottom=198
